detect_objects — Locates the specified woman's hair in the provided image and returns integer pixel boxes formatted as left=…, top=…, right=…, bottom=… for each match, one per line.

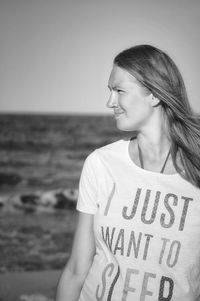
left=114, top=44, right=200, bottom=188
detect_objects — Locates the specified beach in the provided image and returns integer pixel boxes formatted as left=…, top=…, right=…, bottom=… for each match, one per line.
left=0, top=114, right=124, bottom=300
left=0, top=270, right=61, bottom=301
left=0, top=210, right=77, bottom=301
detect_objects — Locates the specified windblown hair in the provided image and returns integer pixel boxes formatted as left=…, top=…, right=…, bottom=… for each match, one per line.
left=114, top=44, right=200, bottom=188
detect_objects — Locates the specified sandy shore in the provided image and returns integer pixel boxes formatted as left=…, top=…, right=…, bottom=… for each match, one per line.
left=0, top=269, right=62, bottom=301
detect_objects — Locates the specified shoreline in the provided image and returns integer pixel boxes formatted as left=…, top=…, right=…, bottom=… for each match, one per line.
left=0, top=269, right=62, bottom=301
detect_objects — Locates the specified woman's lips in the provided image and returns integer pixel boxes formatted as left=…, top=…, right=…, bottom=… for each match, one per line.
left=114, top=111, right=124, bottom=118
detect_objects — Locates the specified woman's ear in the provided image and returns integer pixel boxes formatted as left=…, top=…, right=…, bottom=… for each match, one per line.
left=150, top=94, right=161, bottom=107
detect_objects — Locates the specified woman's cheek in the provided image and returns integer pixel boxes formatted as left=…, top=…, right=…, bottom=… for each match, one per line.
left=119, top=95, right=129, bottom=108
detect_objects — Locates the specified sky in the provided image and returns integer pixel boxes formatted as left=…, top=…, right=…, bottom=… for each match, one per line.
left=1, top=0, right=200, bottom=114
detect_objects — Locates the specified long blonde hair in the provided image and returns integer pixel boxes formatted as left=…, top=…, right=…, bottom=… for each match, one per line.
left=114, top=44, right=200, bottom=188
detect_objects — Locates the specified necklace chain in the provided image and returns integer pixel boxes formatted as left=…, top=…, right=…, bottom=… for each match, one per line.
left=137, top=143, right=171, bottom=174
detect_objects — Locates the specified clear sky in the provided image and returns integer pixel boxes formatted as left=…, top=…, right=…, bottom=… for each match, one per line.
left=1, top=0, right=200, bottom=114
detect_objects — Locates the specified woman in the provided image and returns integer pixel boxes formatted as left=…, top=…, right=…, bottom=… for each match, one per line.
left=56, top=45, right=200, bottom=301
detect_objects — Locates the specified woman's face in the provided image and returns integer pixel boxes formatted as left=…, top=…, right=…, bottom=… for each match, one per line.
left=107, top=65, right=154, bottom=132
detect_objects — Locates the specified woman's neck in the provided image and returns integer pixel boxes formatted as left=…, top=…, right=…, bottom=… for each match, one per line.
left=137, top=131, right=171, bottom=161
left=136, top=112, right=170, bottom=161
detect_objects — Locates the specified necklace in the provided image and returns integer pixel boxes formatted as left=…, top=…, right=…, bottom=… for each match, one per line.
left=137, top=143, right=171, bottom=174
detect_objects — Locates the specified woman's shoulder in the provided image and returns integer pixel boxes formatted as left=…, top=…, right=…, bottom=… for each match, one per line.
left=96, top=136, right=132, bottom=153
left=84, top=136, right=131, bottom=167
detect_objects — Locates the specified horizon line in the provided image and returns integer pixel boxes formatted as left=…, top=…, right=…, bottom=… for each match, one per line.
left=0, top=110, right=112, bottom=116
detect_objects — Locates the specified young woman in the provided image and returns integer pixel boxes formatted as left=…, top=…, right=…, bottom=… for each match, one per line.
left=56, top=45, right=200, bottom=301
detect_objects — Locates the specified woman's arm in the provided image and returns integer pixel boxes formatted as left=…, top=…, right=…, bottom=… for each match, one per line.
left=55, top=211, right=95, bottom=301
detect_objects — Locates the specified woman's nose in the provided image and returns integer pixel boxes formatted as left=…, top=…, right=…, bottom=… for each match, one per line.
left=106, top=92, right=118, bottom=108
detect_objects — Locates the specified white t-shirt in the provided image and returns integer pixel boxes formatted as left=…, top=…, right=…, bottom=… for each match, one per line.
left=76, top=138, right=200, bottom=301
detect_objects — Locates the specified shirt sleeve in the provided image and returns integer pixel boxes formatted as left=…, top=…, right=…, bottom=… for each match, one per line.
left=76, top=151, right=99, bottom=214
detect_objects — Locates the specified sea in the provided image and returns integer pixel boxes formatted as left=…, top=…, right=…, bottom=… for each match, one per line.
left=0, top=113, right=127, bottom=301
left=0, top=113, right=124, bottom=194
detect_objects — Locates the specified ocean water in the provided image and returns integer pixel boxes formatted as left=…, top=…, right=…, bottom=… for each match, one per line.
left=0, top=113, right=123, bottom=195
left=0, top=113, right=126, bottom=275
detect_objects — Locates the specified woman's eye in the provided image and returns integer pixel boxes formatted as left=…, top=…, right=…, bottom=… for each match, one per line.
left=117, top=89, right=124, bottom=93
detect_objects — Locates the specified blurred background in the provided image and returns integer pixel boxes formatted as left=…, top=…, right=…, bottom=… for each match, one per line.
left=0, top=0, right=200, bottom=300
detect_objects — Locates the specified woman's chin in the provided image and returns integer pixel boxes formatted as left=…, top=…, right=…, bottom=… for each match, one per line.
left=115, top=120, right=136, bottom=132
